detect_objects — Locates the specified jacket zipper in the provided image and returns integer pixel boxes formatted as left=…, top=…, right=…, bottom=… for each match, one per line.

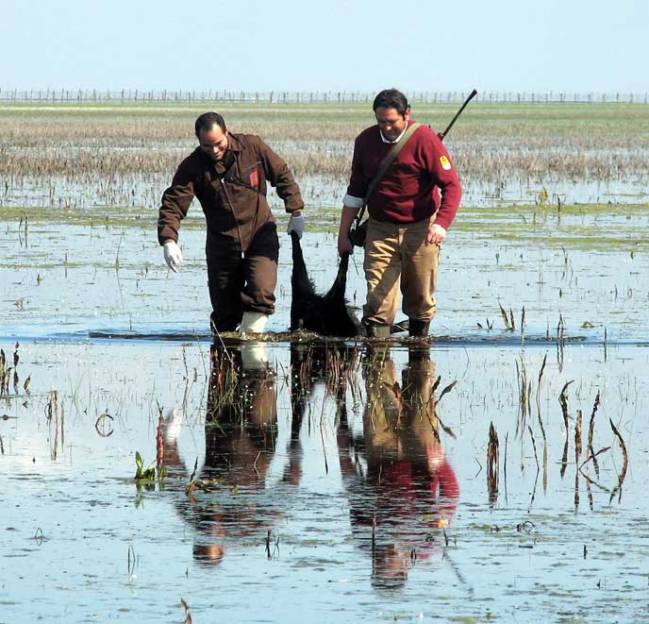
left=218, top=177, right=245, bottom=258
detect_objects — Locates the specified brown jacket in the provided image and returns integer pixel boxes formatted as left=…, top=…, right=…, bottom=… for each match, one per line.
left=158, top=133, right=304, bottom=248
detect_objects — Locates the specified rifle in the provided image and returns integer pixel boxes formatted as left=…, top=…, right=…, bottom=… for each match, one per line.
left=349, top=88, right=478, bottom=247
left=438, top=88, right=478, bottom=140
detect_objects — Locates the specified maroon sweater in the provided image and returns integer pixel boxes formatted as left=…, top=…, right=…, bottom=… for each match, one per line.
left=346, top=121, right=462, bottom=229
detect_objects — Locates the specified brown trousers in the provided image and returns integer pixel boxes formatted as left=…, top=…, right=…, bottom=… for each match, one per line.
left=362, top=349, right=439, bottom=455
left=206, top=222, right=279, bottom=332
left=363, top=217, right=440, bottom=326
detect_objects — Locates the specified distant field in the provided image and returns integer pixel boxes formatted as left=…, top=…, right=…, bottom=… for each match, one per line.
left=1, top=101, right=649, bottom=211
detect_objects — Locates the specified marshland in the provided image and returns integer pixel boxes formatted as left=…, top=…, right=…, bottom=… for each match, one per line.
left=2, top=98, right=649, bottom=622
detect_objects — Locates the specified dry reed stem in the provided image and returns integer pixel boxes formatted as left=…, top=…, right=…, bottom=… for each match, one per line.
left=579, top=446, right=611, bottom=470
left=180, top=598, right=192, bottom=624
left=558, top=381, right=573, bottom=478
left=609, top=419, right=629, bottom=502
left=528, top=425, right=539, bottom=470
left=156, top=411, right=164, bottom=470
left=588, top=390, right=601, bottom=478
left=558, top=381, right=573, bottom=433
left=535, top=354, right=548, bottom=490
left=575, top=409, right=583, bottom=462
left=487, top=422, right=499, bottom=505
left=515, top=357, right=531, bottom=438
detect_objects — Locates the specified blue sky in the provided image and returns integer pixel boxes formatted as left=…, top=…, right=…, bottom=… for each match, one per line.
left=1, top=0, right=647, bottom=92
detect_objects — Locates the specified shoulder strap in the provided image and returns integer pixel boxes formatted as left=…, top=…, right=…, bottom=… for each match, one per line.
left=356, top=122, right=421, bottom=222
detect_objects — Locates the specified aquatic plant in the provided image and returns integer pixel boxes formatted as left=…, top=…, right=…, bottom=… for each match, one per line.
left=134, top=451, right=165, bottom=485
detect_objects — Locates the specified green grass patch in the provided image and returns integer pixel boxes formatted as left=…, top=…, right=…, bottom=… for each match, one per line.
left=3, top=202, right=649, bottom=251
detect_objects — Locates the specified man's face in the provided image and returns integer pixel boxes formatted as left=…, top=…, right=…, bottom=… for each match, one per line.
left=375, top=106, right=410, bottom=141
left=198, top=124, right=229, bottom=162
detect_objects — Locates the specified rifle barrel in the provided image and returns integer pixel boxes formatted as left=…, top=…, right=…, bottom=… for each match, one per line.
left=438, top=89, right=478, bottom=141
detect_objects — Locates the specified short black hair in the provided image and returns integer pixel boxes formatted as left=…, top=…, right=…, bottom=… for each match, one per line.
left=372, top=89, right=409, bottom=115
left=195, top=112, right=227, bottom=136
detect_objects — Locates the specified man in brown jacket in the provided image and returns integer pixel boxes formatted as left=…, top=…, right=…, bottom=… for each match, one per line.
left=158, top=112, right=305, bottom=334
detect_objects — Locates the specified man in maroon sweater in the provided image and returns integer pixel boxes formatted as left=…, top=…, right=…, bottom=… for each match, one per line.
left=337, top=89, right=462, bottom=337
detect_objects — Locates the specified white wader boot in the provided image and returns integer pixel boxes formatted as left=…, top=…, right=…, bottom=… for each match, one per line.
left=240, top=342, right=269, bottom=370
left=163, top=407, right=183, bottom=443
left=239, top=311, right=269, bottom=370
left=239, top=311, right=269, bottom=334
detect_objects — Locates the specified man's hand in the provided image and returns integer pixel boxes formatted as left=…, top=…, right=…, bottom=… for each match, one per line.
left=287, top=211, right=305, bottom=238
left=337, top=204, right=359, bottom=256
left=163, top=240, right=183, bottom=272
left=426, top=223, right=447, bottom=245
left=338, top=233, right=354, bottom=257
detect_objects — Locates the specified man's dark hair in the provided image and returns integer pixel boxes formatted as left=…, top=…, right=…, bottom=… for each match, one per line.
left=372, top=89, right=409, bottom=115
left=195, top=112, right=227, bottom=136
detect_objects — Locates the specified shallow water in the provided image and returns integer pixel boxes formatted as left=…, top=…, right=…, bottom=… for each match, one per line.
left=1, top=339, right=648, bottom=622
left=2, top=191, right=649, bottom=621
left=2, top=206, right=648, bottom=342
left=2, top=173, right=648, bottom=214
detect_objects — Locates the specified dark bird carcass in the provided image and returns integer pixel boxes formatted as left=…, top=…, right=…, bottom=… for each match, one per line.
left=289, top=232, right=361, bottom=337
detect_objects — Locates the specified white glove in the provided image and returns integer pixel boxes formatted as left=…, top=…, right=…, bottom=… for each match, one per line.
left=163, top=240, right=183, bottom=272
left=287, top=212, right=305, bottom=239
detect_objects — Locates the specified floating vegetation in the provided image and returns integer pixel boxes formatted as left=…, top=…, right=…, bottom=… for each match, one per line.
left=134, top=451, right=165, bottom=489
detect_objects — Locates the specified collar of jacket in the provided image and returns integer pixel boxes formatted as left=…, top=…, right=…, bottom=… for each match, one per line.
left=226, top=132, right=242, bottom=153
left=195, top=133, right=242, bottom=174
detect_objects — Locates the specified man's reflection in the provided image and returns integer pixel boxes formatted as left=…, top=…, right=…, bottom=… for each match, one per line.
left=160, top=341, right=299, bottom=565
left=337, top=346, right=460, bottom=590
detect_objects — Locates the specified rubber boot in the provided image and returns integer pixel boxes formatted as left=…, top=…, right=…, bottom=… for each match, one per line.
left=240, top=311, right=269, bottom=334
left=365, top=323, right=391, bottom=339
left=408, top=319, right=430, bottom=338
left=407, top=346, right=430, bottom=364
left=240, top=342, right=269, bottom=371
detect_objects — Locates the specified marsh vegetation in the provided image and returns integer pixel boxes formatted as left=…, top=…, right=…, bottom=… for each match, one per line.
left=1, top=100, right=648, bottom=622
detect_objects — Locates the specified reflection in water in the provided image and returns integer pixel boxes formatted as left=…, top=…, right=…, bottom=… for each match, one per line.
left=159, top=340, right=459, bottom=586
left=337, top=346, right=459, bottom=590
left=161, top=342, right=299, bottom=565
left=289, top=340, right=360, bottom=438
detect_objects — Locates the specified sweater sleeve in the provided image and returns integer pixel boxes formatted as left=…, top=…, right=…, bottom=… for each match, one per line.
left=426, top=131, right=462, bottom=230
left=157, top=157, right=196, bottom=245
left=344, top=135, right=368, bottom=204
left=257, top=137, right=304, bottom=213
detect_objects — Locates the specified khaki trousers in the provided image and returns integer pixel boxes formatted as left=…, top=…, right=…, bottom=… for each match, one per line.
left=363, top=217, right=440, bottom=326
